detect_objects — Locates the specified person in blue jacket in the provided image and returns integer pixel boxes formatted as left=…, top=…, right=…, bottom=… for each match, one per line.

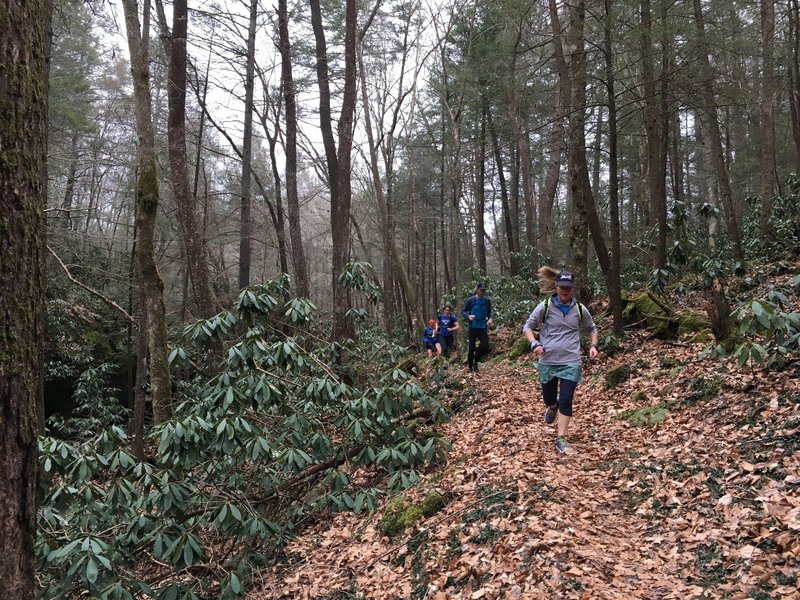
left=436, top=305, right=459, bottom=357
left=462, top=282, right=493, bottom=373
left=422, top=319, right=438, bottom=357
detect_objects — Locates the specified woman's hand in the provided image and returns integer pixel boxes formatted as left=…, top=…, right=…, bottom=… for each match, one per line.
left=589, top=345, right=599, bottom=359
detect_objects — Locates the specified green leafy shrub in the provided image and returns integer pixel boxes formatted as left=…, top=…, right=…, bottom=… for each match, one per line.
left=36, top=275, right=450, bottom=598
left=46, top=363, right=129, bottom=440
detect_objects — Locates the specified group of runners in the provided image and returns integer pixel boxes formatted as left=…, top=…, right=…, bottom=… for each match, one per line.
left=421, top=268, right=599, bottom=454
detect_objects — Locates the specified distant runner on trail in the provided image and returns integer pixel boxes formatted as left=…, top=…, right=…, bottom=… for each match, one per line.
left=436, top=305, right=459, bottom=357
left=423, top=319, right=438, bottom=357
left=522, top=267, right=599, bottom=454
left=462, top=282, right=493, bottom=373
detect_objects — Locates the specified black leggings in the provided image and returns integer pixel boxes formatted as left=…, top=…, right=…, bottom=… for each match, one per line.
left=542, top=377, right=578, bottom=417
left=467, top=328, right=489, bottom=367
left=437, top=334, right=454, bottom=357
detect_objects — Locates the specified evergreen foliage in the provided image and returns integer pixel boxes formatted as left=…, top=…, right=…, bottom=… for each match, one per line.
left=36, top=275, right=449, bottom=598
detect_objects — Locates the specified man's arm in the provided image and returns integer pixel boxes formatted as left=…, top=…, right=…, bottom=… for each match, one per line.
left=461, top=297, right=473, bottom=320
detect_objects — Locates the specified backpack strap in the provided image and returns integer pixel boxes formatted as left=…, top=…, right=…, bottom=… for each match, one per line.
left=544, top=296, right=584, bottom=321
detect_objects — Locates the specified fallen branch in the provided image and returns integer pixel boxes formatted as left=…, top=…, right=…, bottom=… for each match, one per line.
left=48, top=245, right=134, bottom=323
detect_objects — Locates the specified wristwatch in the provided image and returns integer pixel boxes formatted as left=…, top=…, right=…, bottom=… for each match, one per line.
left=530, top=340, right=541, bottom=350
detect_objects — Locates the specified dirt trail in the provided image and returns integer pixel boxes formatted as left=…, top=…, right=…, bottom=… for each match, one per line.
left=253, top=341, right=800, bottom=599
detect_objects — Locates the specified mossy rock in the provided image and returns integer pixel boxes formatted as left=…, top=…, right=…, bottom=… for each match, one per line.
left=623, top=292, right=677, bottom=338
left=508, top=337, right=532, bottom=360
left=678, top=311, right=713, bottom=343
left=605, top=363, right=631, bottom=389
left=378, top=492, right=446, bottom=538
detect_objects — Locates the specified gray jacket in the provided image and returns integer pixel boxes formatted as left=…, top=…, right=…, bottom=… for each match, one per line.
left=522, top=296, right=596, bottom=365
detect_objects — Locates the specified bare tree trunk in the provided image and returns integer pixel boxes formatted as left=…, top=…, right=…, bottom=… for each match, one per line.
left=508, top=24, right=536, bottom=277
left=539, top=0, right=571, bottom=260
left=641, top=0, right=668, bottom=270
left=692, top=0, right=744, bottom=261
left=310, top=0, right=357, bottom=342
left=121, top=0, right=172, bottom=423
left=0, top=0, right=49, bottom=593
left=789, top=0, right=800, bottom=171
left=358, top=46, right=420, bottom=328
left=567, top=0, right=589, bottom=301
left=488, top=108, right=517, bottom=274
left=604, top=0, right=623, bottom=335
left=238, top=0, right=258, bottom=289
left=475, top=103, right=488, bottom=274
left=760, top=0, right=776, bottom=234
left=156, top=0, right=219, bottom=316
left=277, top=0, right=310, bottom=297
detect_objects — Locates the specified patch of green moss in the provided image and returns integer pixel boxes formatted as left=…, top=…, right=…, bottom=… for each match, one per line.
left=678, top=311, right=713, bottom=343
left=605, top=363, right=631, bottom=389
left=508, top=337, right=532, bottom=360
left=631, top=390, right=648, bottom=403
left=619, top=404, right=669, bottom=427
left=378, top=492, right=446, bottom=538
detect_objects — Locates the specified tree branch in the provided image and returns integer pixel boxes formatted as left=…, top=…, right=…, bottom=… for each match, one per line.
left=48, top=245, right=134, bottom=323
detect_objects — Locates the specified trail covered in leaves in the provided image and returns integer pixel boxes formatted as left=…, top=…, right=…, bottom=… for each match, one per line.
left=253, top=334, right=799, bottom=599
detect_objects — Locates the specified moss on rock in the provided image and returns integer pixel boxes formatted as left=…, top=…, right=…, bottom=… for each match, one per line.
left=508, top=337, right=532, bottom=360
left=605, top=363, right=631, bottom=389
left=378, top=491, right=447, bottom=538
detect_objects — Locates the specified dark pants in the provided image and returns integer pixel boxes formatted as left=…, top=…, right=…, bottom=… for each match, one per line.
left=437, top=334, right=454, bottom=357
left=467, top=328, right=489, bottom=368
left=541, top=377, right=578, bottom=417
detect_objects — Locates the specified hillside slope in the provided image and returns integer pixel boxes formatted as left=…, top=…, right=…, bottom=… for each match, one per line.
left=252, top=333, right=799, bottom=599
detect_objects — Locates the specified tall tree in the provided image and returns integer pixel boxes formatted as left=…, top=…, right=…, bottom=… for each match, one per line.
left=238, top=0, right=258, bottom=289
left=358, top=18, right=422, bottom=329
left=539, top=0, right=570, bottom=259
left=759, top=0, right=776, bottom=235
left=121, top=0, right=173, bottom=423
left=310, top=0, right=358, bottom=342
left=276, top=0, right=310, bottom=297
left=604, top=0, right=624, bottom=334
left=692, top=0, right=744, bottom=261
left=640, top=0, right=668, bottom=269
left=0, top=0, right=50, bottom=594
left=566, top=0, right=590, bottom=300
left=156, top=0, right=219, bottom=316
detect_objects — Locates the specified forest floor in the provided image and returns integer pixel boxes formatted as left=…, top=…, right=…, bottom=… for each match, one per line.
left=252, top=328, right=800, bottom=599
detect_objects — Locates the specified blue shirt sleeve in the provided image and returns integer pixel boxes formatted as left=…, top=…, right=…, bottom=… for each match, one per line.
left=461, top=297, right=474, bottom=320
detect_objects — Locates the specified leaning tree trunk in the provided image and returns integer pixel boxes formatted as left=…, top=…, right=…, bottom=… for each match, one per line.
left=0, top=0, right=50, bottom=595
left=121, top=0, right=173, bottom=423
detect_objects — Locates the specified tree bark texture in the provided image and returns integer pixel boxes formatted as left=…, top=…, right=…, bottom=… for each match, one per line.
left=567, top=0, right=590, bottom=302
left=538, top=0, right=570, bottom=262
left=358, top=48, right=420, bottom=329
left=238, top=0, right=258, bottom=289
left=277, top=0, right=310, bottom=297
left=604, top=0, right=624, bottom=335
left=161, top=0, right=219, bottom=317
left=310, top=0, right=357, bottom=342
left=759, top=0, right=776, bottom=234
left=692, top=0, right=744, bottom=261
left=0, top=0, right=49, bottom=595
left=121, top=0, right=173, bottom=423
left=640, top=0, right=668, bottom=269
